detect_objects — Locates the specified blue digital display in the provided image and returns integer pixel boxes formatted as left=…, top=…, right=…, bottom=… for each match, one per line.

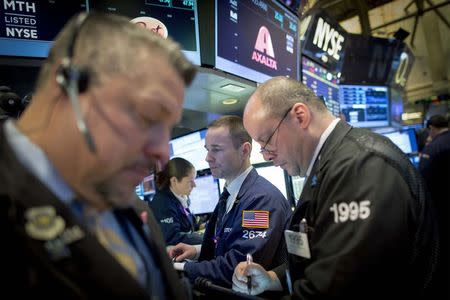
left=301, top=56, right=340, bottom=117
left=339, top=85, right=389, bottom=128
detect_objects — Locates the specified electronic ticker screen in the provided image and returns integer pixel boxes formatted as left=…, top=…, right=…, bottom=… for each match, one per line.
left=0, top=0, right=87, bottom=57
left=339, top=85, right=389, bottom=128
left=215, top=0, right=299, bottom=83
left=301, top=56, right=340, bottom=116
left=89, top=0, right=201, bottom=65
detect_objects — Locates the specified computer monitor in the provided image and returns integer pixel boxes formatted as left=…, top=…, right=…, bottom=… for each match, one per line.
left=189, top=174, right=220, bottom=215
left=169, top=129, right=209, bottom=171
left=339, top=85, right=389, bottom=128
left=215, top=0, right=299, bottom=83
left=382, top=129, right=418, bottom=154
left=142, top=174, right=156, bottom=195
left=89, top=0, right=201, bottom=65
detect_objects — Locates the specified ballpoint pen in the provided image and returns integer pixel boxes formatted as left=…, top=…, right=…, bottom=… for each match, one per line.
left=246, top=253, right=253, bottom=294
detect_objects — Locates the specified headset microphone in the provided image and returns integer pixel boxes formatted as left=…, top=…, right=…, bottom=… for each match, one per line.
left=55, top=13, right=96, bottom=153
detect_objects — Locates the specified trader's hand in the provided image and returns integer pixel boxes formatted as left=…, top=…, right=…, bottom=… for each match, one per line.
left=167, top=243, right=197, bottom=261
left=232, top=261, right=282, bottom=295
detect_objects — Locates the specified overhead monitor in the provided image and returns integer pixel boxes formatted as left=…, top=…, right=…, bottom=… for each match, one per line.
left=215, top=0, right=299, bottom=83
left=255, top=165, right=287, bottom=198
left=89, top=0, right=201, bottom=65
left=169, top=129, right=209, bottom=171
left=0, top=0, right=88, bottom=57
left=339, top=85, right=389, bottom=128
left=301, top=56, right=340, bottom=116
left=189, top=174, right=220, bottom=215
left=382, top=129, right=418, bottom=154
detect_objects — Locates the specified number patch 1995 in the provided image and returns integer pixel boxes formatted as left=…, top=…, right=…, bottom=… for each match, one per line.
left=329, top=200, right=371, bottom=223
left=242, top=230, right=267, bottom=239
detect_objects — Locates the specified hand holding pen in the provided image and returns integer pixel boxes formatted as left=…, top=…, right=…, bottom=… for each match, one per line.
left=246, top=253, right=253, bottom=294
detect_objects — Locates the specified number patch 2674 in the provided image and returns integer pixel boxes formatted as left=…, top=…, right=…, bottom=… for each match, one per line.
left=242, top=230, right=267, bottom=239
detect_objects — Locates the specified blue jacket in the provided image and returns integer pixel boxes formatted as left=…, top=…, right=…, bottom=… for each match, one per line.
left=150, top=189, right=203, bottom=246
left=184, top=168, right=292, bottom=287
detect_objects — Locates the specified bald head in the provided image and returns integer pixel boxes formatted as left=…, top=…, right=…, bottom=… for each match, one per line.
left=245, top=76, right=328, bottom=120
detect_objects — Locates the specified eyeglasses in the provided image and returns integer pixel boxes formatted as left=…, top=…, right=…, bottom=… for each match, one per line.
left=259, top=107, right=291, bottom=155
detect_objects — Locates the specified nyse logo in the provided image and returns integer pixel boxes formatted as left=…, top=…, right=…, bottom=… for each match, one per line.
left=251, top=26, right=277, bottom=70
left=312, top=17, right=345, bottom=61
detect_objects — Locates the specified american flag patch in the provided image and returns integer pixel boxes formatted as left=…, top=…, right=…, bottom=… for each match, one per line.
left=242, top=210, right=269, bottom=229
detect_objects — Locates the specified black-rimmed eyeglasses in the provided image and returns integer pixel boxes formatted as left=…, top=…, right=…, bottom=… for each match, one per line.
left=259, top=107, right=291, bottom=155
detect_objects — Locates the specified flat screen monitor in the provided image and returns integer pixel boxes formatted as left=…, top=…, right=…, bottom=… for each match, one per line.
left=0, top=0, right=87, bottom=57
left=255, top=165, right=287, bottom=198
left=339, top=85, right=389, bottom=128
left=189, top=174, right=220, bottom=215
left=215, top=0, right=299, bottom=83
left=382, top=129, right=418, bottom=154
left=89, top=0, right=201, bottom=65
left=301, top=56, right=340, bottom=116
left=169, top=129, right=208, bottom=171
left=250, top=139, right=266, bottom=165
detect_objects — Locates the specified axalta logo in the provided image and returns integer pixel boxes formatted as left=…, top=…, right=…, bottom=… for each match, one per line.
left=251, top=26, right=277, bottom=70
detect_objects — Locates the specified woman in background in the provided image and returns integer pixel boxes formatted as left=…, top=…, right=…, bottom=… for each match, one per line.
left=150, top=157, right=203, bottom=245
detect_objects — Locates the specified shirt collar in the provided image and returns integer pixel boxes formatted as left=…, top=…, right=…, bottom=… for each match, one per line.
left=170, top=187, right=189, bottom=208
left=305, top=118, right=340, bottom=178
left=4, top=120, right=75, bottom=205
left=224, top=165, right=253, bottom=213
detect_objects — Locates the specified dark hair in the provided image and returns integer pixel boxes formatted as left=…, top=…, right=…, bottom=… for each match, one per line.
left=208, top=115, right=252, bottom=149
left=156, top=157, right=195, bottom=190
left=426, top=114, right=448, bottom=129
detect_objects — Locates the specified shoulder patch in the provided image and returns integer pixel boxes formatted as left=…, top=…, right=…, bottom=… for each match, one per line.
left=242, top=210, right=269, bottom=229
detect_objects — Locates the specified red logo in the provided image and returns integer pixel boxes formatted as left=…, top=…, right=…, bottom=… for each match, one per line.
left=251, top=26, right=277, bottom=70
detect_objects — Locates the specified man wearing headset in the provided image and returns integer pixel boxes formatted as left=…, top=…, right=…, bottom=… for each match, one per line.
left=0, top=12, right=196, bottom=299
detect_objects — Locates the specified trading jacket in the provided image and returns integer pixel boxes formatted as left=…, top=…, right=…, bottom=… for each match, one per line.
left=0, top=126, right=188, bottom=300
left=184, top=168, right=292, bottom=287
left=273, top=120, right=439, bottom=300
left=150, top=188, right=203, bottom=245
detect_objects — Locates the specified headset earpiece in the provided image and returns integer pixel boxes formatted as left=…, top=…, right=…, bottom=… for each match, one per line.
left=56, top=61, right=90, bottom=94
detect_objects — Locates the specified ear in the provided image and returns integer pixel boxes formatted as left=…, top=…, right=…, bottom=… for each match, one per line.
left=292, top=103, right=311, bottom=129
left=241, top=141, right=252, bottom=158
left=170, top=176, right=178, bottom=186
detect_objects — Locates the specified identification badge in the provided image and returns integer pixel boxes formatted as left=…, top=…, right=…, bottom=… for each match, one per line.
left=284, top=229, right=311, bottom=259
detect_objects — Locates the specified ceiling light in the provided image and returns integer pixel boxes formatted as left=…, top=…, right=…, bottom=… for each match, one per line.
left=220, top=83, right=246, bottom=93
left=222, top=98, right=239, bottom=105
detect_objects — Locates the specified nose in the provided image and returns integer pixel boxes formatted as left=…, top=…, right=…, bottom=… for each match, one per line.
left=143, top=129, right=170, bottom=168
left=262, top=151, right=275, bottom=161
left=205, top=151, right=214, bottom=163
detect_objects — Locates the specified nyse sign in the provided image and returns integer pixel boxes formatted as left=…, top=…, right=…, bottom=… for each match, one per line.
left=3, top=0, right=38, bottom=39
left=312, top=17, right=345, bottom=61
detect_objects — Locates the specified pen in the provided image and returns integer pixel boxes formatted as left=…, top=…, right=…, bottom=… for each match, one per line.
left=246, top=253, right=253, bottom=294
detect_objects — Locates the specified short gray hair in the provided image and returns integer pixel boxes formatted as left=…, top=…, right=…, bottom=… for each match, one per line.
left=35, top=12, right=196, bottom=90
left=255, top=76, right=328, bottom=118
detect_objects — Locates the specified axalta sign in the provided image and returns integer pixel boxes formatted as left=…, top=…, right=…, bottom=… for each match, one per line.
left=252, top=26, right=278, bottom=70
left=312, top=17, right=345, bottom=61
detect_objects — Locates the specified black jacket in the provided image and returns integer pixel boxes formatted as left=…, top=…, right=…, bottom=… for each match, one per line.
left=273, top=121, right=439, bottom=300
left=0, top=126, right=188, bottom=300
left=150, top=189, right=203, bottom=245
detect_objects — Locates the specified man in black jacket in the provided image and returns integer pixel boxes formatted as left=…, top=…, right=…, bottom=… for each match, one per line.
left=0, top=12, right=196, bottom=299
left=233, top=77, right=439, bottom=300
